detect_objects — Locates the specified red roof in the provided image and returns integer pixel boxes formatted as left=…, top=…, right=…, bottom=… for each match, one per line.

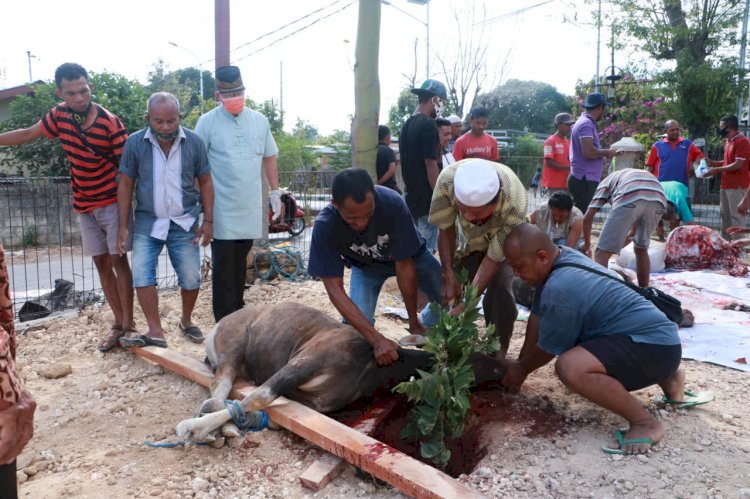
left=0, top=81, right=44, bottom=101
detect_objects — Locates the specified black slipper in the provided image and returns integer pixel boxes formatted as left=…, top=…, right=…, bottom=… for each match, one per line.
left=179, top=322, right=205, bottom=343
left=119, top=334, right=168, bottom=349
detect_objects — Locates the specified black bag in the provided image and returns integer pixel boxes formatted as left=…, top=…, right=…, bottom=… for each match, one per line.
left=552, top=262, right=684, bottom=324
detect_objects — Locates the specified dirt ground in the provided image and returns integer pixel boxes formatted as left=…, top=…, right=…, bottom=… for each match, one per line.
left=13, top=274, right=750, bottom=499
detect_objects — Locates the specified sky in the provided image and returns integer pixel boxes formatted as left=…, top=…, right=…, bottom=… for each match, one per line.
left=0, top=0, right=603, bottom=135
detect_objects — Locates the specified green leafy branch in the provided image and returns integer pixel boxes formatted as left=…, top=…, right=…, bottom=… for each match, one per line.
left=393, top=274, right=499, bottom=469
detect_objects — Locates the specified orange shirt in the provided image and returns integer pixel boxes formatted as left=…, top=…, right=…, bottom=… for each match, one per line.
left=452, top=132, right=499, bottom=162
left=721, top=132, right=750, bottom=190
left=542, top=133, right=570, bottom=189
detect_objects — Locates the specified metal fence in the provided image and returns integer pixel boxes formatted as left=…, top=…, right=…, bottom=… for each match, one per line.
left=0, top=164, right=730, bottom=321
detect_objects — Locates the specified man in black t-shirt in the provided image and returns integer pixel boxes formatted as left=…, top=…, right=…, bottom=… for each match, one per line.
left=376, top=125, right=401, bottom=194
left=399, top=79, right=447, bottom=252
left=308, top=169, right=443, bottom=366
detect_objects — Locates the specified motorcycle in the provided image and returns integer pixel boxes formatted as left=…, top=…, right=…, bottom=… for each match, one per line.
left=269, top=190, right=306, bottom=236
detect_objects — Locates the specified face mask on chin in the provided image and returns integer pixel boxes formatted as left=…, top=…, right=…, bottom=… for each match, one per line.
left=222, top=96, right=245, bottom=115
left=149, top=126, right=179, bottom=142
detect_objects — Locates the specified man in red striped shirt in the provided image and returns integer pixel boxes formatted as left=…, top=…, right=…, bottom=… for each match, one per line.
left=0, top=63, right=135, bottom=352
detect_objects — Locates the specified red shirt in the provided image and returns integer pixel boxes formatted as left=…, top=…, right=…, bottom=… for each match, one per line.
left=721, top=132, right=750, bottom=190
left=40, top=103, right=127, bottom=213
left=452, top=132, right=499, bottom=162
left=542, top=133, right=570, bottom=189
left=645, top=137, right=703, bottom=181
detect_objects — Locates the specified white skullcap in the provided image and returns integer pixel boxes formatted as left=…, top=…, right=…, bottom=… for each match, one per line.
left=453, top=159, right=501, bottom=207
left=446, top=114, right=462, bottom=124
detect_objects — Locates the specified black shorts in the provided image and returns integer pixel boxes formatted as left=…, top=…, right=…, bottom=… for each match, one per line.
left=580, top=334, right=681, bottom=391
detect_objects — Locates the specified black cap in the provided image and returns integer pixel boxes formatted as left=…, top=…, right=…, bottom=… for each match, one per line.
left=215, top=65, right=245, bottom=93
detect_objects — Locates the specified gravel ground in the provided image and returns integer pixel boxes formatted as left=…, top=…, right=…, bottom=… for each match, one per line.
left=14, top=275, right=750, bottom=498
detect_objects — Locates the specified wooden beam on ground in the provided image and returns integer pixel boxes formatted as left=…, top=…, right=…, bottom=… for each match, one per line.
left=299, top=397, right=399, bottom=491
left=132, top=346, right=483, bottom=499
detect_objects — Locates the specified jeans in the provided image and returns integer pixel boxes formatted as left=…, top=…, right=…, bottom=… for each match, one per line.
left=132, top=223, right=200, bottom=289
left=412, top=215, right=438, bottom=252
left=211, top=239, right=254, bottom=322
left=349, top=248, right=442, bottom=327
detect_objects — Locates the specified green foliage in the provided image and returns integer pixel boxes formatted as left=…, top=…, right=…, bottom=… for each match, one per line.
left=23, top=224, right=38, bottom=247
left=292, top=119, right=319, bottom=142
left=591, top=0, right=744, bottom=139
left=503, top=134, right=544, bottom=186
left=387, top=87, right=417, bottom=136
left=394, top=278, right=499, bottom=470
left=274, top=132, right=316, bottom=173
left=247, top=98, right=284, bottom=133
left=147, top=59, right=214, bottom=119
left=0, top=71, right=147, bottom=176
left=474, top=79, right=570, bottom=133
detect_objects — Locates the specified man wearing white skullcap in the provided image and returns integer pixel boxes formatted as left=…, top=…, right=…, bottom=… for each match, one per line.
left=429, top=158, right=528, bottom=359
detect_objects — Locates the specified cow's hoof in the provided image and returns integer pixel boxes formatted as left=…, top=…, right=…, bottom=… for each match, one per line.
left=209, top=436, right=226, bottom=448
left=221, top=422, right=241, bottom=438
left=197, top=397, right=224, bottom=416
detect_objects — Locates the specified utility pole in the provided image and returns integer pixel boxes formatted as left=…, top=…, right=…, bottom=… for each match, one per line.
left=280, top=61, right=284, bottom=129
left=595, top=0, right=602, bottom=93
left=26, top=51, right=36, bottom=82
left=215, top=0, right=230, bottom=70
left=739, top=0, right=750, bottom=121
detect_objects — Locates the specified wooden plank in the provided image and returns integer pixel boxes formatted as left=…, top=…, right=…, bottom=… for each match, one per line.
left=299, top=397, right=400, bottom=491
left=132, top=346, right=483, bottom=499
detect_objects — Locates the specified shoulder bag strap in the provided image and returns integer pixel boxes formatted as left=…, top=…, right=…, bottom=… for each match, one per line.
left=551, top=262, right=640, bottom=293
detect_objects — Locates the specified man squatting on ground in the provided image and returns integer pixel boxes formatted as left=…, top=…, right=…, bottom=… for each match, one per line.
left=0, top=63, right=135, bottom=352
left=0, top=245, right=36, bottom=499
left=116, top=92, right=214, bottom=348
left=195, top=65, right=281, bottom=323
left=429, top=158, right=527, bottom=359
left=307, top=168, right=443, bottom=365
left=501, top=223, right=694, bottom=455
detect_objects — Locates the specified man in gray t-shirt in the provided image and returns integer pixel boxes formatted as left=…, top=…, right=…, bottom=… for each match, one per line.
left=500, top=224, right=710, bottom=456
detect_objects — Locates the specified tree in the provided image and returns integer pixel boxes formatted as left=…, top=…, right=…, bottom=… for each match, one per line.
left=474, top=79, right=570, bottom=133
left=595, top=0, right=744, bottom=138
left=351, top=0, right=381, bottom=176
left=387, top=87, right=417, bottom=136
left=274, top=132, right=316, bottom=174
left=146, top=59, right=214, bottom=120
left=435, top=2, right=510, bottom=118
left=0, top=71, right=147, bottom=176
left=292, top=118, right=319, bottom=142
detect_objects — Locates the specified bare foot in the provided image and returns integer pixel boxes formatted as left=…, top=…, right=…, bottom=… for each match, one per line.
left=606, top=419, right=666, bottom=454
left=659, top=367, right=686, bottom=402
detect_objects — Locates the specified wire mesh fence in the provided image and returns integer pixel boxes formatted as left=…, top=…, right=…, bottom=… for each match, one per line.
left=0, top=163, right=730, bottom=321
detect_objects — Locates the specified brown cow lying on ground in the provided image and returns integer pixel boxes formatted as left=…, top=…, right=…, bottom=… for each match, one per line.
left=176, top=302, right=506, bottom=444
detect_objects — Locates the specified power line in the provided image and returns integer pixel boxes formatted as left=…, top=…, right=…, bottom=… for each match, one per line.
left=234, top=0, right=356, bottom=63
left=474, top=0, right=555, bottom=28
left=231, top=0, right=349, bottom=53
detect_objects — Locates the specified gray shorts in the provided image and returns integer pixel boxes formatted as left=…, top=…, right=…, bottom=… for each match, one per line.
left=597, top=201, right=665, bottom=254
left=78, top=202, right=133, bottom=257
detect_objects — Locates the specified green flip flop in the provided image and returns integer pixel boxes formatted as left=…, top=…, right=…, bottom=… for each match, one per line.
left=601, top=428, right=654, bottom=455
left=662, top=390, right=715, bottom=409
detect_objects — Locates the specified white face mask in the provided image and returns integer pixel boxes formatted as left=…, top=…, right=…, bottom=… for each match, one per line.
left=432, top=97, right=445, bottom=117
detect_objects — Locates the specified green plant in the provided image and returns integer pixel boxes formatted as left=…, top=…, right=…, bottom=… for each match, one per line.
left=393, top=277, right=499, bottom=469
left=23, top=224, right=39, bottom=247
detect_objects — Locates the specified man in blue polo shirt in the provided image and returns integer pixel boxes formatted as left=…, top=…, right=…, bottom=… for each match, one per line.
left=501, top=223, right=710, bottom=455
left=308, top=168, right=442, bottom=366
left=645, top=119, right=704, bottom=187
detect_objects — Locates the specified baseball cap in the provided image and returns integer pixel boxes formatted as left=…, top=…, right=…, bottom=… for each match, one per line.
left=446, top=114, right=462, bottom=124
left=555, top=113, right=575, bottom=125
left=581, top=92, right=606, bottom=109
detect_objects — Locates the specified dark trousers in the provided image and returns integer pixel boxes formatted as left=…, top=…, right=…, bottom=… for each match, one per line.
left=0, top=461, right=17, bottom=499
left=567, top=174, right=600, bottom=213
left=456, top=252, right=517, bottom=353
left=211, top=239, right=254, bottom=322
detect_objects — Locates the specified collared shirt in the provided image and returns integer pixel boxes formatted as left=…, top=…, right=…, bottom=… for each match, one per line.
left=589, top=168, right=667, bottom=212
left=428, top=159, right=527, bottom=262
left=645, top=137, right=703, bottom=185
left=195, top=105, right=279, bottom=240
left=120, top=127, right=211, bottom=238
left=721, top=132, right=750, bottom=190
left=145, top=128, right=196, bottom=239
left=542, top=133, right=570, bottom=189
left=569, top=112, right=602, bottom=181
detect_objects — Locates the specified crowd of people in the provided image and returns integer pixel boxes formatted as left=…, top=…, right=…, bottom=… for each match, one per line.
left=0, top=67, right=739, bottom=495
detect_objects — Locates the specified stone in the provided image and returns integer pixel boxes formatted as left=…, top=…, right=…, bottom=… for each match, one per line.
left=637, top=454, right=649, bottom=463
left=737, top=488, right=750, bottom=499
left=700, top=438, right=712, bottom=446
left=190, top=477, right=210, bottom=493
left=23, top=465, right=38, bottom=476
left=476, top=467, right=493, bottom=478
left=17, top=470, right=28, bottom=483
left=39, top=363, right=73, bottom=379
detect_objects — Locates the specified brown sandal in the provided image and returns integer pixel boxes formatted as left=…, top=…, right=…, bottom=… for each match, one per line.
left=98, top=327, right=125, bottom=352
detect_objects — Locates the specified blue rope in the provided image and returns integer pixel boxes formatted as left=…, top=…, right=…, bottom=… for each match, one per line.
left=224, top=400, right=269, bottom=432
left=254, top=244, right=307, bottom=281
left=144, top=440, right=210, bottom=448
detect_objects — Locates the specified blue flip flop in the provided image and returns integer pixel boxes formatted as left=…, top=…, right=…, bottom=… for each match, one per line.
left=119, top=334, right=168, bottom=349
left=601, top=428, right=654, bottom=455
